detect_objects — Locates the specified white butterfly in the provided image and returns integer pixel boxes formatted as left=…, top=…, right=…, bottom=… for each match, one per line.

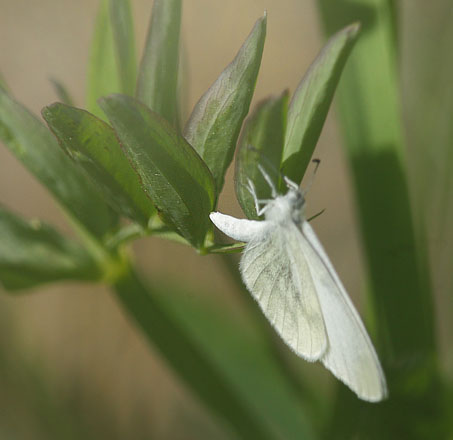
left=210, top=169, right=388, bottom=402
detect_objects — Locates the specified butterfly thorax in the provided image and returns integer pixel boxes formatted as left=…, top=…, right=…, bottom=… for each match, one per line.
left=264, top=188, right=306, bottom=226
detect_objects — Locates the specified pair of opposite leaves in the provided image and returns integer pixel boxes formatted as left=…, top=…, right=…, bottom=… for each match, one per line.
left=210, top=171, right=387, bottom=402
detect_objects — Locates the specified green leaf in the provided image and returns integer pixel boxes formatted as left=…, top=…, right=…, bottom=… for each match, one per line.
left=49, top=78, right=74, bottom=106
left=109, top=0, right=137, bottom=96
left=136, top=0, right=181, bottom=126
left=99, top=94, right=215, bottom=249
left=317, top=0, right=433, bottom=368
left=42, top=103, right=155, bottom=226
left=317, top=1, right=445, bottom=438
left=184, top=15, right=266, bottom=192
left=402, top=2, right=453, bottom=393
left=235, top=91, right=289, bottom=219
left=0, top=206, right=100, bottom=291
left=0, top=72, right=9, bottom=93
left=281, top=23, right=360, bottom=185
left=114, top=268, right=316, bottom=440
left=86, top=0, right=122, bottom=118
left=105, top=220, right=196, bottom=251
left=0, top=89, right=117, bottom=238
left=161, top=278, right=318, bottom=439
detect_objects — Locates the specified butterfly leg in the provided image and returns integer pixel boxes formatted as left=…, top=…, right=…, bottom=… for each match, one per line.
left=246, top=178, right=261, bottom=215
left=258, top=164, right=277, bottom=197
left=283, top=175, right=299, bottom=190
left=246, top=178, right=272, bottom=216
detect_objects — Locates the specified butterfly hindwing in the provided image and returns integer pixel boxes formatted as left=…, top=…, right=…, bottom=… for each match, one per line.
left=301, top=221, right=388, bottom=401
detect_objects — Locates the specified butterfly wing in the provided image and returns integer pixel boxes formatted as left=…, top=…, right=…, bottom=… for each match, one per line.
left=301, top=221, right=388, bottom=401
left=240, top=222, right=327, bottom=361
left=209, top=212, right=270, bottom=242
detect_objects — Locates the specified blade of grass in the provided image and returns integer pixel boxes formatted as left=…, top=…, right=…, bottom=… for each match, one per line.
left=49, top=78, right=74, bottom=106
left=316, top=0, right=446, bottom=438
left=109, top=0, right=137, bottom=96
left=184, top=15, right=266, bottom=193
left=136, top=0, right=181, bottom=126
left=86, top=0, right=122, bottom=118
left=386, top=0, right=399, bottom=50
left=317, top=0, right=432, bottom=360
left=402, top=0, right=453, bottom=391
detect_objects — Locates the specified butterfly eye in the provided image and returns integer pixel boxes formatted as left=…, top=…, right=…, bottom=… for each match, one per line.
left=296, top=196, right=304, bottom=210
left=287, top=189, right=304, bottom=207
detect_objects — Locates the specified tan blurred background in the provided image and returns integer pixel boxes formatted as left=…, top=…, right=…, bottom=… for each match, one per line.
left=0, top=0, right=414, bottom=438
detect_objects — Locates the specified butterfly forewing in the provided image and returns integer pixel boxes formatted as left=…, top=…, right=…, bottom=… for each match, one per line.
left=301, top=221, right=388, bottom=401
left=240, top=223, right=327, bottom=361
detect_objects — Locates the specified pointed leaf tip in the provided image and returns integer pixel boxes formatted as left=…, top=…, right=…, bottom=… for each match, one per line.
left=281, top=23, right=361, bottom=185
left=136, top=0, right=181, bottom=126
left=184, top=15, right=266, bottom=193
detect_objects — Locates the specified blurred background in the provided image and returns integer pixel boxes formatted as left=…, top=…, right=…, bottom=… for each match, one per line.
left=0, top=0, right=451, bottom=438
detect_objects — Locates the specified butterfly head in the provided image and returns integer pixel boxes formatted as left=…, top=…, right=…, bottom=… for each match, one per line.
left=264, top=187, right=306, bottom=224
left=251, top=165, right=306, bottom=223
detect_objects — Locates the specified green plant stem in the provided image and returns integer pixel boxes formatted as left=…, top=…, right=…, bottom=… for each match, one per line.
left=69, top=211, right=274, bottom=437
left=63, top=212, right=126, bottom=283
left=112, top=262, right=274, bottom=440
left=220, top=253, right=326, bottom=426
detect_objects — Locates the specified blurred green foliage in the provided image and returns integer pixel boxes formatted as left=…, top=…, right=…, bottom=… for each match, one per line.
left=0, top=0, right=452, bottom=438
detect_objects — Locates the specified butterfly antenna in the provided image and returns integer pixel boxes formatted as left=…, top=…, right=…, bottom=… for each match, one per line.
left=245, top=144, right=282, bottom=191
left=302, top=158, right=321, bottom=195
left=245, top=178, right=273, bottom=216
left=245, top=178, right=260, bottom=215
